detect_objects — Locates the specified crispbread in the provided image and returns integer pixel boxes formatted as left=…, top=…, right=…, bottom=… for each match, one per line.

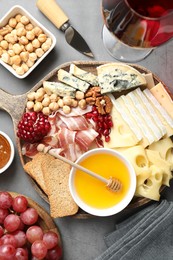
left=24, top=152, right=53, bottom=195
left=42, top=158, right=79, bottom=218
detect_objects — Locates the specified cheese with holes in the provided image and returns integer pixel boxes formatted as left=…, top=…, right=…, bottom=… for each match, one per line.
left=103, top=105, right=140, bottom=148
left=148, top=138, right=173, bottom=165
left=69, top=64, right=98, bottom=86
left=145, top=149, right=172, bottom=186
left=97, top=63, right=146, bottom=94
left=134, top=88, right=166, bottom=136
left=135, top=165, right=163, bottom=201
left=144, top=89, right=173, bottom=137
left=57, top=69, right=90, bottom=93
left=149, top=82, right=173, bottom=118
left=43, top=81, right=76, bottom=98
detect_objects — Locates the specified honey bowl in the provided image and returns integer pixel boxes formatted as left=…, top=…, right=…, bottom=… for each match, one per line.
left=69, top=148, right=136, bottom=217
left=0, top=131, right=15, bottom=174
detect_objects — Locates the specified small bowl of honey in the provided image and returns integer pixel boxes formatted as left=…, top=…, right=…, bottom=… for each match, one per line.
left=0, top=131, right=15, bottom=174
left=69, top=148, right=136, bottom=217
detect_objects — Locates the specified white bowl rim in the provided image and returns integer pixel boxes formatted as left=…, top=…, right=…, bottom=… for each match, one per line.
left=0, top=5, right=56, bottom=79
left=0, top=131, right=15, bottom=174
left=69, top=148, right=136, bottom=217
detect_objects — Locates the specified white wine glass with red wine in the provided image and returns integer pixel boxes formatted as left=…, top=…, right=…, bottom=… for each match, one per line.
left=102, top=0, right=173, bottom=62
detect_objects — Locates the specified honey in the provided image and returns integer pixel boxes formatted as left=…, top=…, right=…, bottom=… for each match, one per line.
left=0, top=134, right=11, bottom=169
left=74, top=153, right=131, bottom=209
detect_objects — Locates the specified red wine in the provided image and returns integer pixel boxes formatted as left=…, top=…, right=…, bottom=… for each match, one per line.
left=102, top=0, right=173, bottom=48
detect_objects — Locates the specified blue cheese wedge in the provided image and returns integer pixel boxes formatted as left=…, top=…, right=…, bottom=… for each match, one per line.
left=69, top=64, right=98, bottom=86
left=43, top=81, right=76, bottom=98
left=97, top=63, right=146, bottom=94
left=57, top=69, right=90, bottom=93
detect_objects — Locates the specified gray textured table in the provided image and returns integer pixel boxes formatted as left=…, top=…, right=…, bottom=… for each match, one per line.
left=0, top=1, right=173, bottom=260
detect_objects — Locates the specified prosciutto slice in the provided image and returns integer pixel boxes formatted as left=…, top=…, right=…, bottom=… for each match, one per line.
left=75, top=128, right=99, bottom=151
left=59, top=115, right=89, bottom=131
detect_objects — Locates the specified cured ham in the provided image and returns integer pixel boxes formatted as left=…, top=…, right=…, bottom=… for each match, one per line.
left=75, top=129, right=99, bottom=151
left=59, top=115, right=89, bottom=131
left=21, top=143, right=39, bottom=158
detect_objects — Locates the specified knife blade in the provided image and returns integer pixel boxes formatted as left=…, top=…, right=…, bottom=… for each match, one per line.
left=36, top=0, right=94, bottom=58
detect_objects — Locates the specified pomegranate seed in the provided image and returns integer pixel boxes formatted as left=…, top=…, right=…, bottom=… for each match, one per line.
left=105, top=135, right=110, bottom=142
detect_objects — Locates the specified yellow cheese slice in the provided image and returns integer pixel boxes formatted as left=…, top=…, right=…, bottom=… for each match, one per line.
left=145, top=149, right=172, bottom=186
left=135, top=165, right=163, bottom=201
left=148, top=137, right=173, bottom=166
left=116, top=96, right=150, bottom=148
left=144, top=73, right=155, bottom=89
left=103, top=106, right=140, bottom=148
left=150, top=82, right=173, bottom=118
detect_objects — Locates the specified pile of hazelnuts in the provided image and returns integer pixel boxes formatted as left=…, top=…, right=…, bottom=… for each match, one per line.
left=0, top=13, right=52, bottom=75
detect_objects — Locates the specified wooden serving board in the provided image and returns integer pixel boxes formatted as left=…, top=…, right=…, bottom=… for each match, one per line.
left=0, top=61, right=171, bottom=218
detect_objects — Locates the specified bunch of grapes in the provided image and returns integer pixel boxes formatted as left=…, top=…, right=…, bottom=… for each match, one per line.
left=0, top=191, right=62, bottom=259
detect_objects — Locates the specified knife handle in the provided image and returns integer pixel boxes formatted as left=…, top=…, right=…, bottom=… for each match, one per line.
left=36, top=0, right=69, bottom=29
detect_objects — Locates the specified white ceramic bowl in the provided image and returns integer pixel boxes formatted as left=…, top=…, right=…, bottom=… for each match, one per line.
left=0, top=5, right=56, bottom=79
left=69, top=148, right=136, bottom=217
left=0, top=131, right=15, bottom=174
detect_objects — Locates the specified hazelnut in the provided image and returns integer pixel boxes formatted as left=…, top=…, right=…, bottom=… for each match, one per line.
left=78, top=99, right=87, bottom=109
left=58, top=99, right=64, bottom=108
left=26, top=59, right=34, bottom=68
left=13, top=43, right=22, bottom=54
left=10, top=29, right=17, bottom=36
left=41, top=43, right=50, bottom=52
left=16, top=22, right=25, bottom=29
left=20, top=51, right=29, bottom=62
left=11, top=55, right=21, bottom=65
left=75, top=91, right=84, bottom=100
left=42, top=107, right=50, bottom=115
left=37, top=87, right=45, bottom=95
left=49, top=102, right=59, bottom=111
left=15, top=14, right=22, bottom=23
left=42, top=97, right=51, bottom=107
left=26, top=101, right=34, bottom=110
left=49, top=93, right=58, bottom=102
left=20, top=16, right=30, bottom=25
left=21, top=63, right=29, bottom=73
left=25, top=23, right=34, bottom=31
left=0, top=35, right=3, bottom=42
left=35, top=48, right=44, bottom=57
left=25, top=43, right=34, bottom=52
left=8, top=50, right=15, bottom=57
left=29, top=52, right=37, bottom=62
left=35, top=92, right=44, bottom=102
left=34, top=102, right=43, bottom=112
left=26, top=31, right=35, bottom=41
left=33, top=26, right=43, bottom=36
left=1, top=53, right=11, bottom=64
left=27, top=92, right=35, bottom=101
left=45, top=38, right=52, bottom=46
left=63, top=105, right=71, bottom=114
left=8, top=18, right=17, bottom=28
left=32, top=39, right=40, bottom=49
left=16, top=66, right=25, bottom=75
left=71, top=99, right=78, bottom=108
left=5, top=34, right=17, bottom=44
left=63, top=96, right=72, bottom=106
left=0, top=47, right=3, bottom=56
left=18, top=36, right=28, bottom=45
left=5, top=25, right=13, bottom=33
left=0, top=40, right=8, bottom=50
left=38, top=34, right=47, bottom=43
left=16, top=27, right=26, bottom=37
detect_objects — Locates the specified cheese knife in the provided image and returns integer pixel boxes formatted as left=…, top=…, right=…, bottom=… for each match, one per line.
left=36, top=0, right=94, bottom=58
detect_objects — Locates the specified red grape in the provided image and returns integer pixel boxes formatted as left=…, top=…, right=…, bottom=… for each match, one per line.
left=12, top=196, right=28, bottom=213
left=0, top=208, right=9, bottom=224
left=12, top=230, right=26, bottom=248
left=31, top=240, right=47, bottom=259
left=43, top=231, right=59, bottom=249
left=0, top=244, right=16, bottom=259
left=26, top=226, right=43, bottom=244
left=4, top=214, right=21, bottom=232
left=1, top=234, right=17, bottom=248
left=15, top=247, right=28, bottom=260
left=0, top=226, right=4, bottom=238
left=45, top=245, right=62, bottom=260
left=0, top=192, right=13, bottom=209
left=20, top=208, right=38, bottom=225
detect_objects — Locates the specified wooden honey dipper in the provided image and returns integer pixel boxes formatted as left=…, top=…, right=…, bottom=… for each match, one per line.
left=37, top=145, right=122, bottom=192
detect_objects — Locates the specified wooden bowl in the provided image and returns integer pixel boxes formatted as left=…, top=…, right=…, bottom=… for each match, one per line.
left=0, top=61, right=172, bottom=218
